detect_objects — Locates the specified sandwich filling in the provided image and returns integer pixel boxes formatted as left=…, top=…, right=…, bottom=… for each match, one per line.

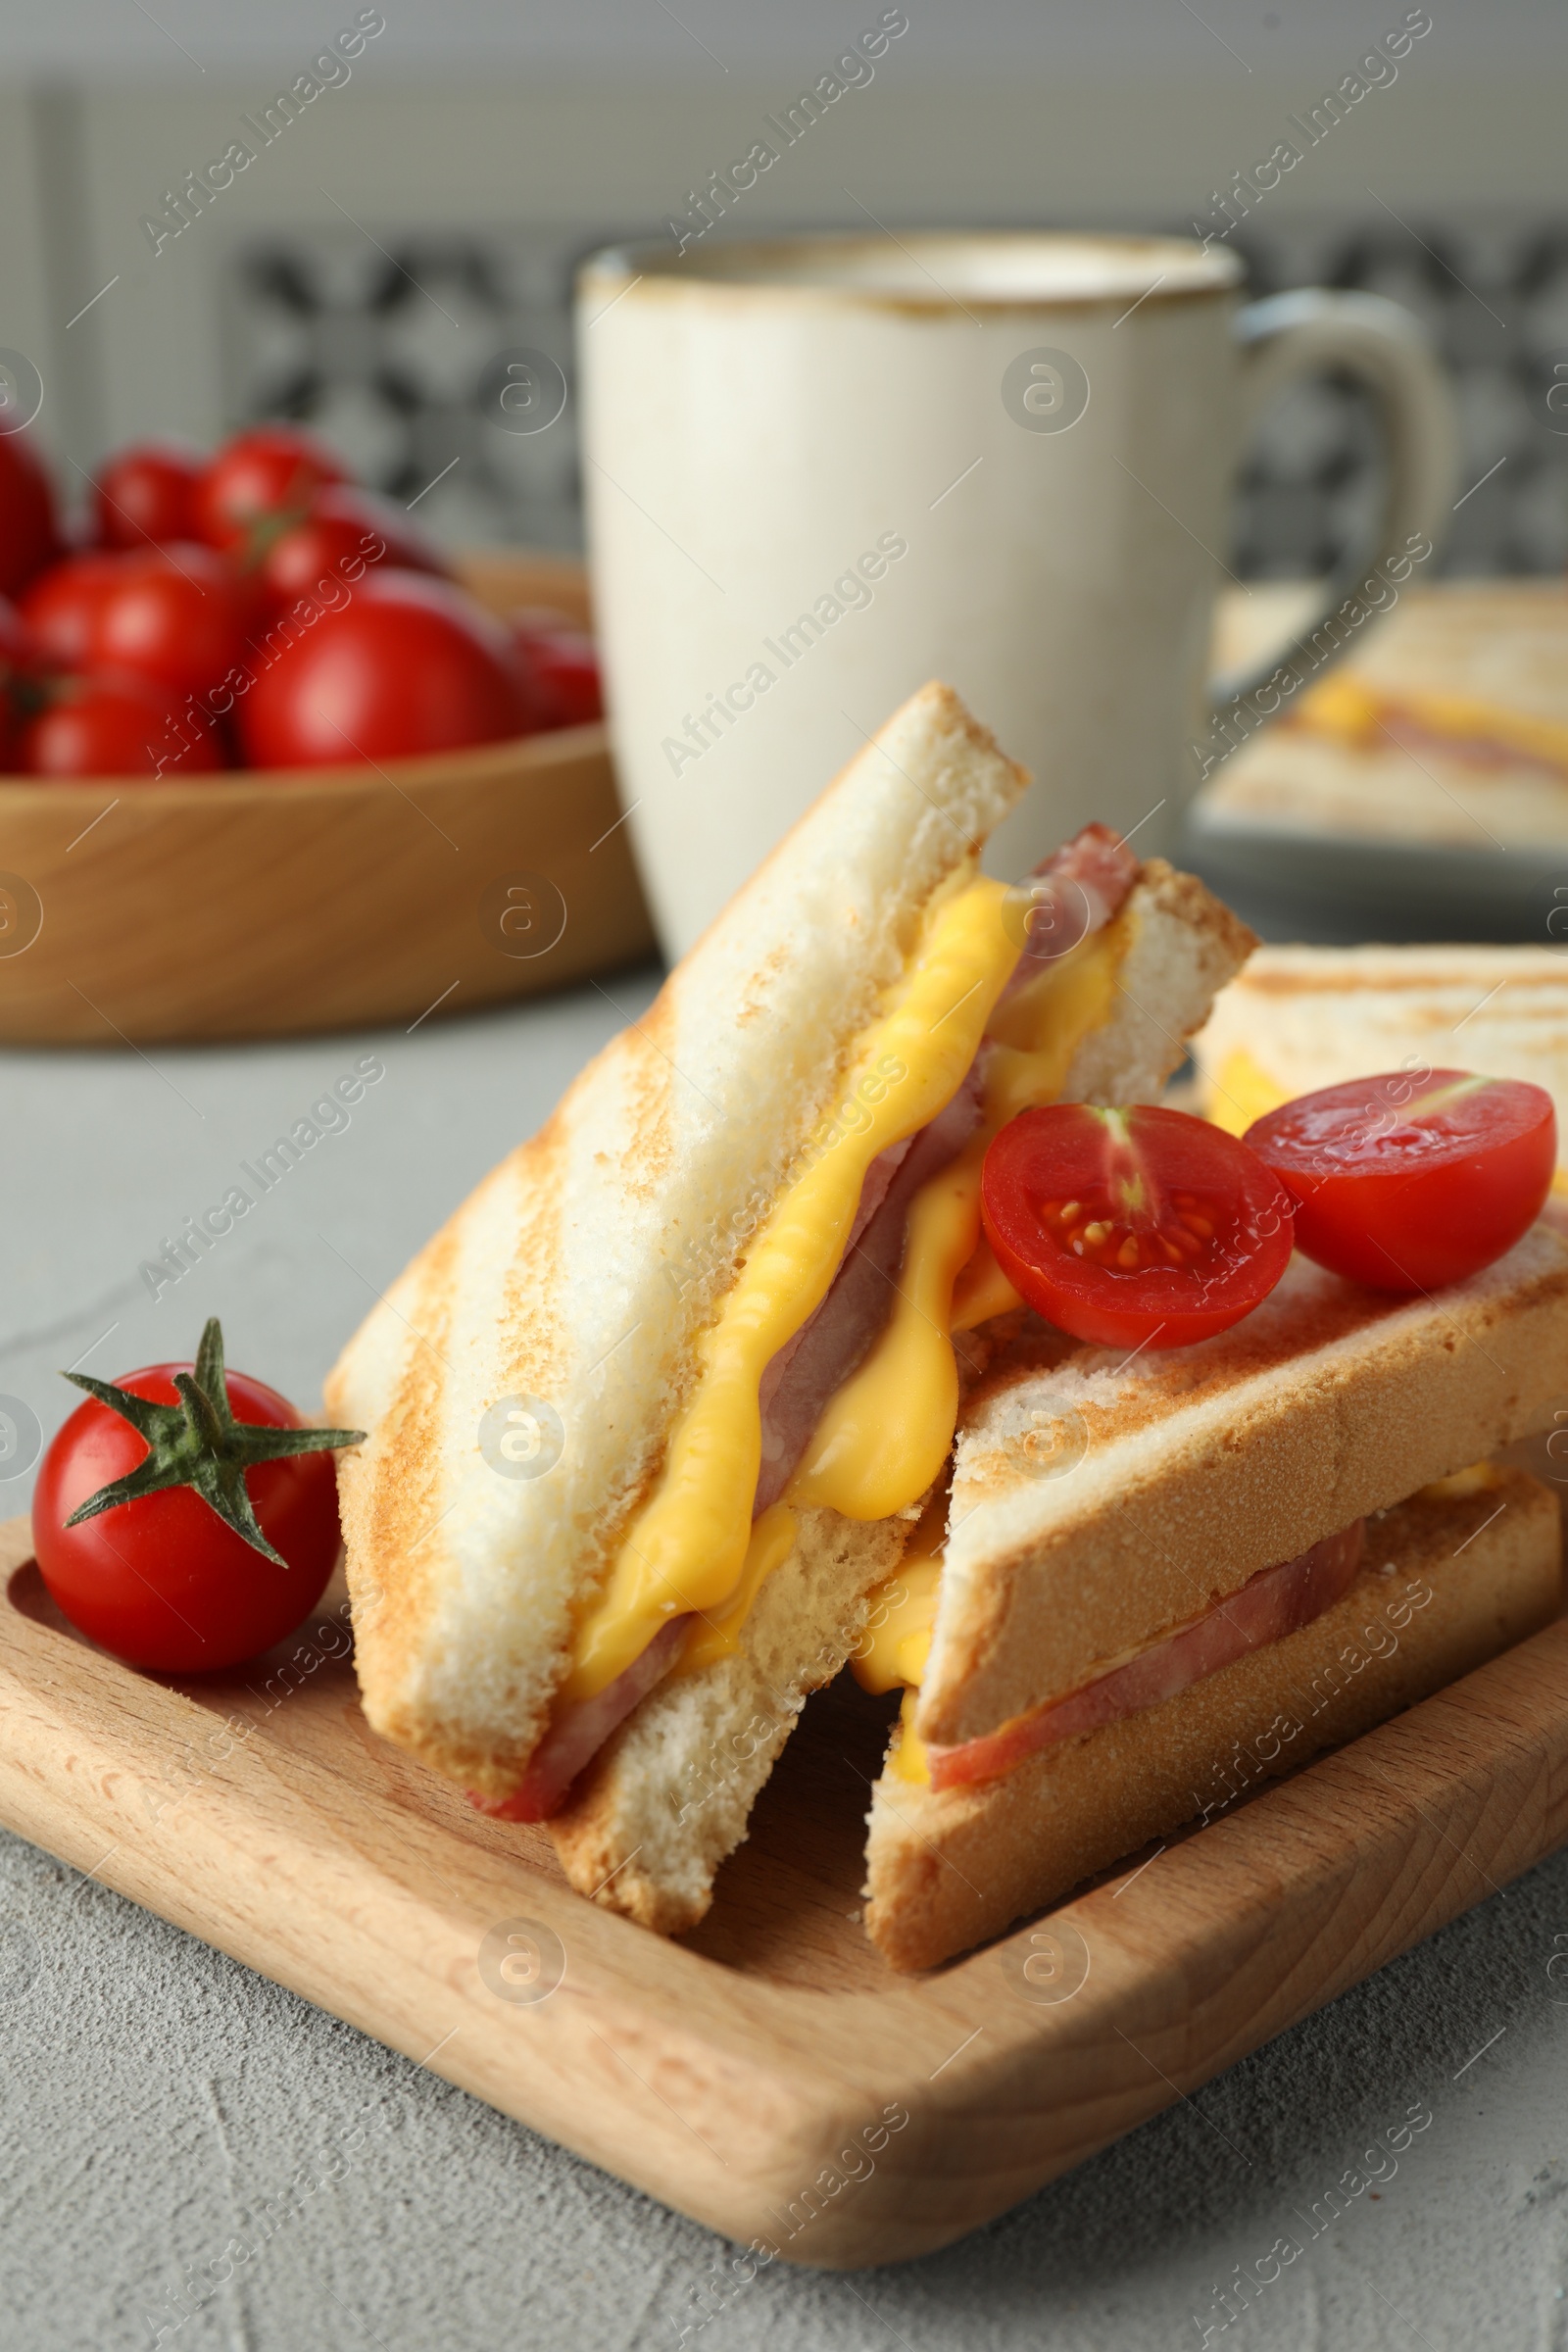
left=856, top=1514, right=1368, bottom=1789
left=483, top=827, right=1141, bottom=1821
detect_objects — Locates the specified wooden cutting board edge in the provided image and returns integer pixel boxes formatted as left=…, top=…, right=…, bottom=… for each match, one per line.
left=2, top=1510, right=1566, bottom=2269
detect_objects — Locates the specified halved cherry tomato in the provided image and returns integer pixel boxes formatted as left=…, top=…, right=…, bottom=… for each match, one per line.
left=981, top=1102, right=1294, bottom=1348
left=1245, top=1069, right=1555, bottom=1293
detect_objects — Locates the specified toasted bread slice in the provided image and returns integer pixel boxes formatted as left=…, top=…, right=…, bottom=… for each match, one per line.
left=327, top=681, right=1029, bottom=1799
left=865, top=1465, right=1561, bottom=1972
left=917, top=1224, right=1568, bottom=1751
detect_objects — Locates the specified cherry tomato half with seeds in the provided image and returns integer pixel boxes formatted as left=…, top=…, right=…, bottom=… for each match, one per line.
left=32, top=1321, right=362, bottom=1673
left=981, top=1102, right=1295, bottom=1349
left=1245, top=1069, right=1556, bottom=1293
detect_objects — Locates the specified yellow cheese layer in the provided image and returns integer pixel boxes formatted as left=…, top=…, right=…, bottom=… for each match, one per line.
left=891, top=1687, right=931, bottom=1784
left=564, top=872, right=1018, bottom=1703
left=852, top=1554, right=943, bottom=1694
left=1416, top=1460, right=1500, bottom=1502
left=855, top=1517, right=944, bottom=1787
left=789, top=1138, right=984, bottom=1520
left=675, top=1503, right=798, bottom=1674
left=789, top=912, right=1129, bottom=1522
left=1205, top=1046, right=1286, bottom=1138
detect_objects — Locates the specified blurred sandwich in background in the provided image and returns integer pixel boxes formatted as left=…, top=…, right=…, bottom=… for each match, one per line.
left=1200, top=582, right=1568, bottom=848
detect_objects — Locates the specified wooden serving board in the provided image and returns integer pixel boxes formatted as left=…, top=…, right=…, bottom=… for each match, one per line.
left=4, top=1508, right=1568, bottom=2269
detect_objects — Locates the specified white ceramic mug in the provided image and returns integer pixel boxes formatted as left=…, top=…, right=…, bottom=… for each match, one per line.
left=578, top=232, right=1457, bottom=957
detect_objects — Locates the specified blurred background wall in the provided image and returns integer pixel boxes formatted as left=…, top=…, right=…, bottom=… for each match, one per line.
left=2, top=0, right=1566, bottom=573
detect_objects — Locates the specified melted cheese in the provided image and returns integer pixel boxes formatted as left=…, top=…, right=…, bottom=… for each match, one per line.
left=951, top=1238, right=1023, bottom=1331
left=790, top=1140, right=983, bottom=1520
left=788, top=912, right=1130, bottom=1523
left=1292, top=669, right=1568, bottom=779
left=563, top=871, right=1018, bottom=1703
left=675, top=1503, right=798, bottom=1674
left=854, top=1514, right=944, bottom=1785
left=852, top=1554, right=943, bottom=1694
left=1416, top=1460, right=1500, bottom=1502
left=890, top=1687, right=931, bottom=1784
left=1206, top=1047, right=1287, bottom=1138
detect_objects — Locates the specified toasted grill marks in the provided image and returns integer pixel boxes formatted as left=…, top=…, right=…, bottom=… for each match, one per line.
left=1239, top=950, right=1564, bottom=998
left=352, top=1221, right=463, bottom=1732
left=496, top=1129, right=568, bottom=1408
left=611, top=1004, right=680, bottom=1206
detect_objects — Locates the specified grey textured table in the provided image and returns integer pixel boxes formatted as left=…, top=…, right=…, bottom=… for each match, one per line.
left=3, top=975, right=1568, bottom=2352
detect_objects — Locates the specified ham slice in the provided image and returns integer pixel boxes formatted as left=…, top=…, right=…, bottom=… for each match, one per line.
left=999, top=819, right=1140, bottom=994
left=484, top=824, right=1142, bottom=1819
left=471, top=1612, right=694, bottom=1823
left=753, top=1072, right=983, bottom=1511
left=925, top=1520, right=1367, bottom=1791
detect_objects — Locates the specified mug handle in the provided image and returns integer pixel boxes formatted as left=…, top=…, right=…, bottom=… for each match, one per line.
left=1205, top=288, right=1459, bottom=754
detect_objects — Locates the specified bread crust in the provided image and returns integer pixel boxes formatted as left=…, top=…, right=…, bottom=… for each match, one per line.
left=918, top=1225, right=1568, bottom=1747
left=866, top=1467, right=1561, bottom=1973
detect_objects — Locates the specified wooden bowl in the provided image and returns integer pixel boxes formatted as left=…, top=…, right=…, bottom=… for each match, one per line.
left=0, top=551, right=656, bottom=1045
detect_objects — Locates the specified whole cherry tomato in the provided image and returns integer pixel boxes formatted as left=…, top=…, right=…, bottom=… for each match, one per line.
left=21, top=543, right=246, bottom=704
left=0, top=595, right=39, bottom=767
left=238, top=567, right=528, bottom=766
left=510, top=610, right=603, bottom=730
left=981, top=1102, right=1295, bottom=1349
left=32, top=1318, right=363, bottom=1674
left=1245, top=1069, right=1556, bottom=1293
left=254, top=485, right=446, bottom=613
left=0, top=427, right=62, bottom=598
left=193, top=423, right=348, bottom=552
left=20, top=670, right=224, bottom=779
left=93, top=438, right=204, bottom=548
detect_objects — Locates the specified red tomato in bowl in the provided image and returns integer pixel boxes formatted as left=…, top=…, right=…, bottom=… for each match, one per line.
left=0, top=429, right=62, bottom=597
left=194, top=423, right=348, bottom=551
left=0, top=595, right=38, bottom=766
left=21, top=544, right=246, bottom=704
left=32, top=1341, right=355, bottom=1674
left=981, top=1102, right=1295, bottom=1349
left=93, top=438, right=204, bottom=548
left=510, top=612, right=603, bottom=730
left=20, top=671, right=224, bottom=779
left=1245, top=1070, right=1556, bottom=1293
left=255, top=485, right=446, bottom=612
left=237, top=567, right=527, bottom=766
